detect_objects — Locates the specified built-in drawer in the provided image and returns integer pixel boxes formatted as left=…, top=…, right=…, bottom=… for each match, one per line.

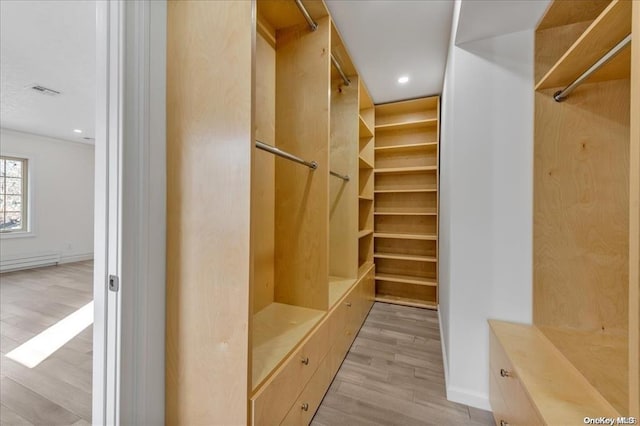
left=489, top=372, right=509, bottom=426
left=280, top=353, right=334, bottom=426
left=251, top=318, right=330, bottom=425
left=490, top=330, right=544, bottom=426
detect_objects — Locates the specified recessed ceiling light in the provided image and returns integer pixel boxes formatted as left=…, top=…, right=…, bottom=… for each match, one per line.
left=73, top=129, right=82, bottom=134
left=398, top=76, right=409, bottom=84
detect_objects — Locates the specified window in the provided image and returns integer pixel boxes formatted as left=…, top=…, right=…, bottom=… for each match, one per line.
left=0, top=156, right=28, bottom=233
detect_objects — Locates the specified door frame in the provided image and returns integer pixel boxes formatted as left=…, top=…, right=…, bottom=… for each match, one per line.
left=93, top=1, right=167, bottom=424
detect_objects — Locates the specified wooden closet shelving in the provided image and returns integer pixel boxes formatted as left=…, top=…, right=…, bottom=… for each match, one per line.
left=489, top=0, right=639, bottom=423
left=358, top=79, right=375, bottom=276
left=372, top=96, right=440, bottom=310
left=166, top=1, right=378, bottom=423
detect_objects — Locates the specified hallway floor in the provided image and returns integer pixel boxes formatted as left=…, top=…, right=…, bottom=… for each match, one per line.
left=312, top=302, right=493, bottom=426
left=0, top=261, right=93, bottom=426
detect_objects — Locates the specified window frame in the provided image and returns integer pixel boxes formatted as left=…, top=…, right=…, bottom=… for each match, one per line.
left=0, top=155, right=29, bottom=234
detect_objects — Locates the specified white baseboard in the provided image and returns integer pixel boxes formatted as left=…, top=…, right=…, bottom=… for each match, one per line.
left=60, top=253, right=94, bottom=264
left=437, top=306, right=450, bottom=386
left=438, top=305, right=491, bottom=412
left=0, top=252, right=93, bottom=272
left=446, top=386, right=491, bottom=411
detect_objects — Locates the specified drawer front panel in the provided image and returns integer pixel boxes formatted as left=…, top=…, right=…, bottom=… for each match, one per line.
left=490, top=331, right=544, bottom=426
left=252, top=319, right=330, bottom=425
left=281, top=354, right=333, bottom=426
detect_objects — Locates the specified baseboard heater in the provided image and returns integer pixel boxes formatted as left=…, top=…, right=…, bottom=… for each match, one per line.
left=0, top=252, right=61, bottom=273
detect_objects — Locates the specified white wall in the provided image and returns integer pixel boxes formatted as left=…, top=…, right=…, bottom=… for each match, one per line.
left=439, top=6, right=534, bottom=410
left=0, top=128, right=94, bottom=265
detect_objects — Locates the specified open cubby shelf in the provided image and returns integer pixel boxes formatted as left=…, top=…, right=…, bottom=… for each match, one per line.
left=374, top=142, right=437, bottom=152
left=375, top=273, right=437, bottom=287
left=359, top=114, right=374, bottom=138
left=374, top=189, right=437, bottom=194
left=374, top=295, right=437, bottom=310
left=374, top=166, right=437, bottom=174
left=374, top=252, right=437, bottom=262
left=374, top=232, right=437, bottom=241
left=375, top=119, right=438, bottom=132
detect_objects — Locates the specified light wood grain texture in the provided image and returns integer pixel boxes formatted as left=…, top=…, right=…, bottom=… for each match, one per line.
left=375, top=238, right=437, bottom=259
left=533, top=81, right=629, bottom=333
left=489, top=331, right=544, bottom=425
left=251, top=303, right=327, bottom=423
left=375, top=273, right=437, bottom=287
left=540, top=326, right=628, bottom=414
left=375, top=166, right=437, bottom=174
left=359, top=199, right=374, bottom=232
left=358, top=80, right=374, bottom=111
left=259, top=0, right=328, bottom=31
left=330, top=72, right=358, bottom=280
left=630, top=0, right=640, bottom=415
left=252, top=303, right=325, bottom=389
left=165, top=2, right=253, bottom=423
left=329, top=276, right=357, bottom=307
left=537, top=0, right=610, bottom=30
left=375, top=192, right=437, bottom=214
left=375, top=214, right=436, bottom=235
left=375, top=142, right=438, bottom=152
left=375, top=145, right=437, bottom=169
left=375, top=119, right=438, bottom=132
left=274, top=16, right=330, bottom=310
left=536, top=0, right=632, bottom=90
left=374, top=211, right=438, bottom=216
left=374, top=233, right=437, bottom=241
left=359, top=115, right=374, bottom=138
left=373, top=296, right=437, bottom=310
left=376, top=258, right=436, bottom=282
left=253, top=32, right=276, bottom=314
left=359, top=168, right=374, bottom=198
left=330, top=21, right=357, bottom=80
left=375, top=171, right=437, bottom=192
left=375, top=126, right=438, bottom=149
left=489, top=321, right=620, bottom=423
left=375, top=282, right=437, bottom=307
left=375, top=97, right=439, bottom=126
left=358, top=236, right=374, bottom=271
left=535, top=20, right=594, bottom=85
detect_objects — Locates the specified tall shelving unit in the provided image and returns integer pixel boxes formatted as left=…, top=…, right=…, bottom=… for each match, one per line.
left=373, top=96, right=440, bottom=310
left=358, top=81, right=375, bottom=277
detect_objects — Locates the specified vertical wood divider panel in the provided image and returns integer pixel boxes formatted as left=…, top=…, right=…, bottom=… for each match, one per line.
left=630, top=1, right=640, bottom=416
left=253, top=32, right=276, bottom=314
left=274, top=17, right=330, bottom=310
left=166, top=1, right=254, bottom=424
left=330, top=75, right=359, bottom=279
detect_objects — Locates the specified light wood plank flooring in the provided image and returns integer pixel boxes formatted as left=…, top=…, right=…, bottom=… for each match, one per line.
left=0, top=261, right=93, bottom=425
left=312, top=302, right=494, bottom=426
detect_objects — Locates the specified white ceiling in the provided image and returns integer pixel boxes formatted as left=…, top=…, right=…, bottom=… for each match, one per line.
left=0, top=0, right=96, bottom=144
left=326, top=0, right=454, bottom=105
left=456, top=0, right=551, bottom=45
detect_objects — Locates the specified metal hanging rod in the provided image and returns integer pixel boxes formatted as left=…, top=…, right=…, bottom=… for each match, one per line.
left=554, top=34, right=631, bottom=102
left=294, top=0, right=318, bottom=31
left=256, top=140, right=318, bottom=170
left=331, top=54, right=351, bottom=86
left=330, top=170, right=350, bottom=181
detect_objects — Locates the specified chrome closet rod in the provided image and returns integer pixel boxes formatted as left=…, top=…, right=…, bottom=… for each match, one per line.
left=331, top=54, right=351, bottom=86
left=554, top=34, right=631, bottom=102
left=330, top=170, right=350, bottom=181
left=294, top=0, right=318, bottom=31
left=255, top=140, right=318, bottom=170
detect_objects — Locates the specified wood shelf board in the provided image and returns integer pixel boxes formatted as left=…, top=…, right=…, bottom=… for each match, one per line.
left=539, top=325, right=628, bottom=414
left=358, top=261, right=375, bottom=278
left=374, top=166, right=437, bottom=174
left=359, top=115, right=374, bottom=138
left=358, top=155, right=374, bottom=169
left=359, top=80, right=374, bottom=110
left=358, top=195, right=373, bottom=201
left=252, top=303, right=325, bottom=388
left=358, top=229, right=374, bottom=238
left=259, top=0, right=329, bottom=31
left=374, top=295, right=437, bottom=310
left=374, top=253, right=437, bottom=263
left=374, top=119, right=438, bottom=132
left=489, top=321, right=621, bottom=422
left=374, top=232, right=437, bottom=241
left=535, top=0, right=632, bottom=90
left=374, top=142, right=438, bottom=152
left=329, top=275, right=357, bottom=307
left=374, top=189, right=437, bottom=194
left=374, top=96, right=439, bottom=118
left=536, top=0, right=610, bottom=31
left=374, top=273, right=437, bottom=287
left=374, top=211, right=437, bottom=217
